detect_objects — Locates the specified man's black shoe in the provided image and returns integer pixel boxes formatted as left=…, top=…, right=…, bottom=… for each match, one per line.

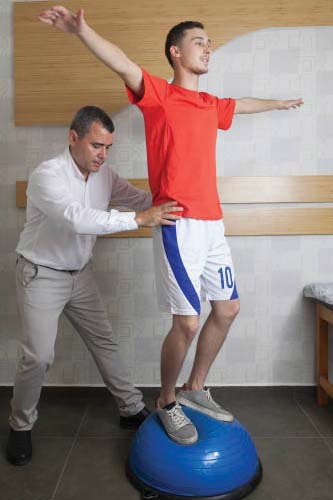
left=119, top=406, right=150, bottom=429
left=6, top=428, right=32, bottom=466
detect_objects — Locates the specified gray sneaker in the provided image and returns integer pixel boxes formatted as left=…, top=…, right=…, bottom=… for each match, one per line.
left=177, top=387, right=234, bottom=422
left=157, top=402, right=198, bottom=445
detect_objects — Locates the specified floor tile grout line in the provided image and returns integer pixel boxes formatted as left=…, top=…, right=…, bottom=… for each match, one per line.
left=295, top=399, right=333, bottom=456
left=252, top=435, right=327, bottom=440
left=325, top=439, right=333, bottom=453
left=49, top=405, right=90, bottom=500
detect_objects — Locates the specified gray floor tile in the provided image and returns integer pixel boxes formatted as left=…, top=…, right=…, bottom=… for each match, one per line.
left=0, top=437, right=73, bottom=500
left=53, top=438, right=139, bottom=500
left=34, top=391, right=88, bottom=436
left=78, top=388, right=157, bottom=438
left=249, top=437, right=333, bottom=500
left=78, top=396, right=138, bottom=438
left=0, top=387, right=12, bottom=398
left=211, top=387, right=320, bottom=437
left=0, top=388, right=88, bottom=437
left=0, top=401, right=11, bottom=437
left=295, top=389, right=333, bottom=437
left=2, top=387, right=332, bottom=500
left=326, top=438, right=333, bottom=453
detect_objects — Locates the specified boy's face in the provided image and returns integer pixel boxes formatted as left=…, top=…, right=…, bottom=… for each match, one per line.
left=173, top=28, right=212, bottom=74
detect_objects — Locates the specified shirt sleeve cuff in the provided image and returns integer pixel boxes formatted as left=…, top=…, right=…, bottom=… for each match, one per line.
left=116, top=211, right=138, bottom=231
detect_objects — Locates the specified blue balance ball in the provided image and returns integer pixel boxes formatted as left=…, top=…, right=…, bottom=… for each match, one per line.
left=127, top=407, right=262, bottom=500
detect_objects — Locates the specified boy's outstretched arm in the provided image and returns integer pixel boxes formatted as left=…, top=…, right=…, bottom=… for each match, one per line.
left=38, top=6, right=143, bottom=96
left=235, top=98, right=304, bottom=114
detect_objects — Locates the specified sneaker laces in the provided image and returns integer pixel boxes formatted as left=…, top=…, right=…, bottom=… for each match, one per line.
left=167, top=403, right=191, bottom=430
left=203, top=387, right=221, bottom=409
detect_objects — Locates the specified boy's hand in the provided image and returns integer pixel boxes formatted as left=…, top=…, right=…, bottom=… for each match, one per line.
left=277, top=98, right=304, bottom=110
left=38, top=5, right=86, bottom=35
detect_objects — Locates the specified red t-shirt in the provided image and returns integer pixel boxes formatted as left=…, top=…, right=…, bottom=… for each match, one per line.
left=126, top=69, right=235, bottom=219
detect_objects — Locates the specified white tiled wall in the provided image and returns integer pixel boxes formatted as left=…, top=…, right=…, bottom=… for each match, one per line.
left=0, top=0, right=332, bottom=385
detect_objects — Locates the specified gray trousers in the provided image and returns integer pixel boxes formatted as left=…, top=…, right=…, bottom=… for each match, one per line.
left=9, top=256, right=144, bottom=431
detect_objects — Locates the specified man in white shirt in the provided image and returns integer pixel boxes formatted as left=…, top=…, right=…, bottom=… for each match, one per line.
left=7, top=105, right=182, bottom=466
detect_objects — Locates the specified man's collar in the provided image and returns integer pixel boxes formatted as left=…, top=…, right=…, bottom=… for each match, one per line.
left=64, top=147, right=87, bottom=181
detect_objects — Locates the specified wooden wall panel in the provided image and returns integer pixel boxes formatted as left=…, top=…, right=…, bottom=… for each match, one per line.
left=218, top=176, right=333, bottom=204
left=105, top=208, right=333, bottom=237
left=16, top=176, right=333, bottom=236
left=17, top=176, right=333, bottom=207
left=14, top=0, right=333, bottom=125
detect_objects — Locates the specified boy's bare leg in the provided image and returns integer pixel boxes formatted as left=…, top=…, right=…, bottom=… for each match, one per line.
left=174, top=299, right=239, bottom=422
left=187, top=299, right=240, bottom=390
left=158, top=315, right=199, bottom=407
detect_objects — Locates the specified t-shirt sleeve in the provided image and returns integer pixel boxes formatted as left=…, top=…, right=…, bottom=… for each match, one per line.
left=126, top=68, right=168, bottom=109
left=217, top=98, right=236, bottom=130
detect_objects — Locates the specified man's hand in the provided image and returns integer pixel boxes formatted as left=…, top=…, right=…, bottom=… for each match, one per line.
left=38, top=6, right=86, bottom=34
left=276, top=98, right=304, bottom=110
left=135, top=202, right=183, bottom=227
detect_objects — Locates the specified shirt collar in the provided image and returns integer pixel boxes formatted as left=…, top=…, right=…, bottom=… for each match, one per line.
left=64, top=147, right=88, bottom=181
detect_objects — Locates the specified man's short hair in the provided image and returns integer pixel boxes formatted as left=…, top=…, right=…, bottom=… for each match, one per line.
left=70, top=106, right=115, bottom=138
left=165, top=21, right=204, bottom=68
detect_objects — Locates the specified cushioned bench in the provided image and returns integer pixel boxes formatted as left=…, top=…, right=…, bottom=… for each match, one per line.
left=304, top=283, right=333, bottom=406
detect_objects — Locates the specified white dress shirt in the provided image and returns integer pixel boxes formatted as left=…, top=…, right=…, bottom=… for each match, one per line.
left=17, top=148, right=152, bottom=270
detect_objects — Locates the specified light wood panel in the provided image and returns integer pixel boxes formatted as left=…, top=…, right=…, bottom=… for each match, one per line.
left=105, top=208, right=333, bottom=237
left=17, top=176, right=333, bottom=207
left=223, top=207, right=333, bottom=236
left=16, top=176, right=333, bottom=236
left=218, top=176, right=333, bottom=204
left=14, top=0, right=333, bottom=125
left=16, top=181, right=27, bottom=209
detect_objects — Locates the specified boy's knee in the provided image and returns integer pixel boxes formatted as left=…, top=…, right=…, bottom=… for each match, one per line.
left=228, top=299, right=240, bottom=319
left=214, top=299, right=240, bottom=324
left=174, top=316, right=200, bottom=341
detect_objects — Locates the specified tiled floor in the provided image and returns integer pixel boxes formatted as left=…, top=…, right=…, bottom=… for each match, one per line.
left=0, top=386, right=333, bottom=500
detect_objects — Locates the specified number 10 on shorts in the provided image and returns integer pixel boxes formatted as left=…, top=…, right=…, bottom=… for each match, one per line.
left=218, top=266, right=234, bottom=289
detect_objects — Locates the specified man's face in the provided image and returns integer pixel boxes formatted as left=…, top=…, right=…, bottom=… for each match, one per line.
left=173, top=28, right=212, bottom=74
left=69, top=121, right=113, bottom=178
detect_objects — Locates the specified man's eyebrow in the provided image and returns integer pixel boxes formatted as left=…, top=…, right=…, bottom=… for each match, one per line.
left=91, top=141, right=113, bottom=147
left=191, top=36, right=212, bottom=44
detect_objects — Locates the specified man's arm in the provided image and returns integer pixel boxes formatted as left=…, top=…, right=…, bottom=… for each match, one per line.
left=110, top=170, right=152, bottom=211
left=29, top=170, right=182, bottom=235
left=234, top=98, right=303, bottom=114
left=38, top=6, right=143, bottom=96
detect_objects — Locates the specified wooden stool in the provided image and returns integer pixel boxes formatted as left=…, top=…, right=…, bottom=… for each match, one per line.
left=304, top=283, right=333, bottom=406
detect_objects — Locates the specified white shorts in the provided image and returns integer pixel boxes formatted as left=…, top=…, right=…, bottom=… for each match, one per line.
left=153, top=218, right=238, bottom=316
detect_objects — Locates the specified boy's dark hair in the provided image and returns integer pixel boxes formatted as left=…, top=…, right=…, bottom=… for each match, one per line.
left=165, top=21, right=204, bottom=68
left=70, top=106, right=115, bottom=138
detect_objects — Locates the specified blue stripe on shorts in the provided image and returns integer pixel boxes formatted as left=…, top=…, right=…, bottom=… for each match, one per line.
left=161, top=225, right=201, bottom=315
left=230, top=282, right=239, bottom=300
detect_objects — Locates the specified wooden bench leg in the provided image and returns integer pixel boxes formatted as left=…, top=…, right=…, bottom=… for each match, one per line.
left=316, top=303, right=329, bottom=406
